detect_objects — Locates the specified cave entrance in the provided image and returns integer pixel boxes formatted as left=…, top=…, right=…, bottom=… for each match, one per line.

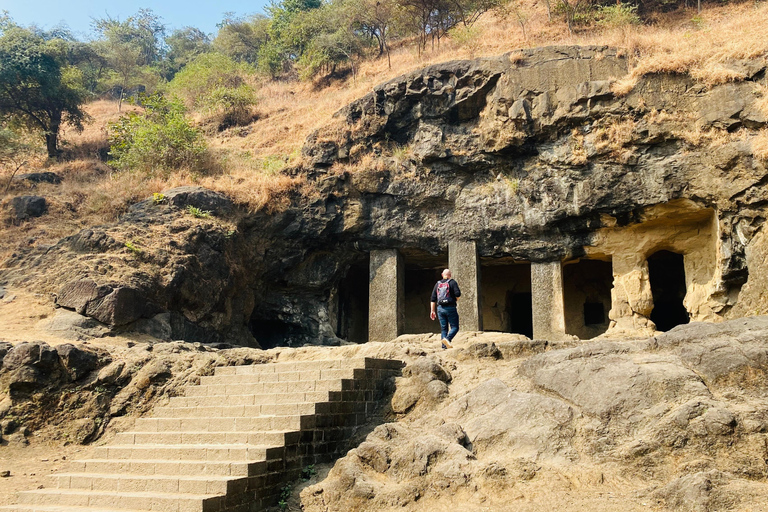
left=563, top=259, right=613, bottom=339
left=648, top=250, right=690, bottom=331
left=249, top=318, right=298, bottom=350
left=481, top=259, right=533, bottom=338
left=403, top=249, right=448, bottom=335
left=335, top=257, right=370, bottom=343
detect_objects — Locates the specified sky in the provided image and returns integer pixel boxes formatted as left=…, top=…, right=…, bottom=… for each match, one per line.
left=1, top=0, right=271, bottom=39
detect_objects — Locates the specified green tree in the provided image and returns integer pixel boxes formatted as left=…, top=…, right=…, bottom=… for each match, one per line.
left=346, top=0, right=399, bottom=68
left=0, top=26, right=88, bottom=158
left=108, top=93, right=207, bottom=176
left=92, top=9, right=166, bottom=110
left=168, top=53, right=256, bottom=128
left=163, top=27, right=212, bottom=80
left=214, top=13, right=270, bottom=65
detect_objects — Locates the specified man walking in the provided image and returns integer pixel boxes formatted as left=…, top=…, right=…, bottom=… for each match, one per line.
left=430, top=268, right=461, bottom=349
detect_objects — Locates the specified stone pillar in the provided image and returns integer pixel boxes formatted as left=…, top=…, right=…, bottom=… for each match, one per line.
left=531, top=261, right=567, bottom=340
left=368, top=249, right=404, bottom=342
left=449, top=241, right=483, bottom=331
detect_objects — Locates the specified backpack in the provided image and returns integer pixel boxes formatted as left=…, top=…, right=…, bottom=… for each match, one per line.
left=436, top=280, right=453, bottom=305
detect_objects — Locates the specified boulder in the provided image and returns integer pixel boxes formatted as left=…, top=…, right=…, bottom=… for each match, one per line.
left=42, top=310, right=111, bottom=339
left=402, top=357, right=452, bottom=383
left=2, top=341, right=60, bottom=372
left=56, top=279, right=152, bottom=326
left=15, top=172, right=62, bottom=185
left=162, top=186, right=233, bottom=216
left=55, top=344, right=101, bottom=381
left=6, top=195, right=46, bottom=221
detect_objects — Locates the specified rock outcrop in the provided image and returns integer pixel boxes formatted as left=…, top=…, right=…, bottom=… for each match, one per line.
left=2, top=46, right=768, bottom=346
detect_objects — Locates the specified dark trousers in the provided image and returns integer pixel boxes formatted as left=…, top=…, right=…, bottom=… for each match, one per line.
left=437, top=305, right=459, bottom=342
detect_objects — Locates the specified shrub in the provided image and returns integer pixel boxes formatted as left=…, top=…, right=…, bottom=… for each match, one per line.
left=596, top=3, right=641, bottom=29
left=168, top=53, right=256, bottom=129
left=108, top=93, right=208, bottom=177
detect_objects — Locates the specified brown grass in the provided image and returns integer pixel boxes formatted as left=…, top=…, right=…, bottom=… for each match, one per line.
left=753, top=130, right=768, bottom=162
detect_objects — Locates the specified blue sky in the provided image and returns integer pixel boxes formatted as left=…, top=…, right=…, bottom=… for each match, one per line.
left=2, top=0, right=271, bottom=39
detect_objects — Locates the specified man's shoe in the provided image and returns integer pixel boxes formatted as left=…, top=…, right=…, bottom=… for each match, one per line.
left=441, top=339, right=452, bottom=349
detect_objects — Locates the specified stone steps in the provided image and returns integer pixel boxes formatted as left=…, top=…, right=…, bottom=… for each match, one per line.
left=1, top=357, right=403, bottom=512
left=68, top=459, right=255, bottom=477
left=113, top=431, right=296, bottom=446
left=167, top=391, right=330, bottom=407
left=130, top=415, right=304, bottom=432
left=152, top=403, right=317, bottom=418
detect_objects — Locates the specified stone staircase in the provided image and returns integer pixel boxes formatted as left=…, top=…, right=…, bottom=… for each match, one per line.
left=1, top=357, right=403, bottom=512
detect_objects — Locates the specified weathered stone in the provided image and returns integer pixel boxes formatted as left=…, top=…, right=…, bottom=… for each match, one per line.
left=6, top=195, right=46, bottom=221
left=391, top=386, right=420, bottom=414
left=55, top=344, right=100, bottom=381
left=369, top=249, right=404, bottom=342
left=15, top=172, right=62, bottom=184
left=0, top=341, right=12, bottom=367
left=56, top=279, right=151, bottom=326
left=402, top=357, right=452, bottom=383
left=531, top=261, right=566, bottom=340
left=449, top=241, right=482, bottom=331
left=2, top=341, right=60, bottom=372
left=442, top=378, right=576, bottom=459
left=162, top=186, right=233, bottom=216
left=42, top=310, right=111, bottom=339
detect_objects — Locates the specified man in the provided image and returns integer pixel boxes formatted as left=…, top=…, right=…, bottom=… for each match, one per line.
left=430, top=268, right=461, bottom=349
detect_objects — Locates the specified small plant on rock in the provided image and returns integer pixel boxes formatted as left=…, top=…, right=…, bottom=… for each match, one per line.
left=152, top=192, right=167, bottom=205
left=301, top=464, right=316, bottom=481
left=124, top=241, right=142, bottom=255
left=186, top=205, right=211, bottom=218
left=278, top=484, right=292, bottom=511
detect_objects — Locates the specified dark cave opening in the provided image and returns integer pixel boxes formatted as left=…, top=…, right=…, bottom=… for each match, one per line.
left=481, top=259, right=533, bottom=338
left=249, top=318, right=298, bottom=350
left=563, top=259, right=613, bottom=339
left=335, top=259, right=370, bottom=343
left=648, top=250, right=690, bottom=332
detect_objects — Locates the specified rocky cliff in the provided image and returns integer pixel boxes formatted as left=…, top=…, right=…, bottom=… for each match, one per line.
left=2, top=46, right=768, bottom=347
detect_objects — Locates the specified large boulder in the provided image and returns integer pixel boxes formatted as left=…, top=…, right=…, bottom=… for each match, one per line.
left=56, top=279, right=154, bottom=326
left=162, top=186, right=233, bottom=216
left=55, top=344, right=101, bottom=381
left=15, top=172, right=62, bottom=185
left=6, top=195, right=46, bottom=221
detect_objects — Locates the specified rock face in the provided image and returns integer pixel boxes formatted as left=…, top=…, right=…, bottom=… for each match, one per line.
left=302, top=317, right=768, bottom=511
left=2, top=46, right=768, bottom=347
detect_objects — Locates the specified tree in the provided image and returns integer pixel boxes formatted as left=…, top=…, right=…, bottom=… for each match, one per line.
left=92, top=10, right=166, bottom=110
left=347, top=0, right=399, bottom=68
left=214, top=14, right=270, bottom=65
left=168, top=53, right=256, bottom=127
left=0, top=26, right=88, bottom=158
left=163, top=27, right=212, bottom=80
left=108, top=93, right=207, bottom=176
left=0, top=127, right=35, bottom=192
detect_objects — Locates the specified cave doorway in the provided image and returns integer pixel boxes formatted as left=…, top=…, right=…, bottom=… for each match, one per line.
left=648, top=250, right=689, bottom=331
left=481, top=259, right=533, bottom=338
left=563, top=259, right=613, bottom=339
left=249, top=318, right=299, bottom=350
left=403, top=250, right=448, bottom=335
left=335, top=258, right=370, bottom=343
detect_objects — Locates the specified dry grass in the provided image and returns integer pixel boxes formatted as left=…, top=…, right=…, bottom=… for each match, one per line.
left=753, top=130, right=768, bottom=162
left=594, top=118, right=637, bottom=153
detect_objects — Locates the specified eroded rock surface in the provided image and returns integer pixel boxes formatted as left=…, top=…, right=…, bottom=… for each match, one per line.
left=302, top=317, right=768, bottom=511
